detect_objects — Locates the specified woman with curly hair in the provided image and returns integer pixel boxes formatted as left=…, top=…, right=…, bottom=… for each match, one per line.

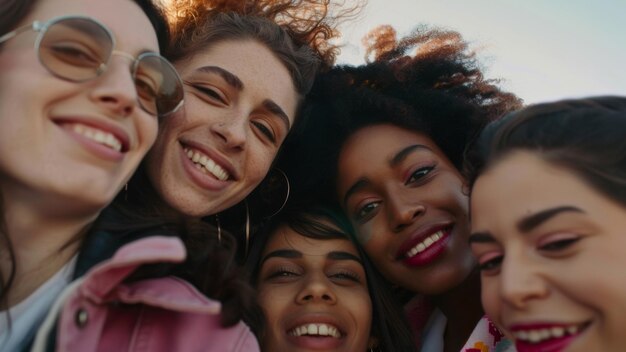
left=280, top=24, right=522, bottom=351
left=91, top=0, right=353, bottom=350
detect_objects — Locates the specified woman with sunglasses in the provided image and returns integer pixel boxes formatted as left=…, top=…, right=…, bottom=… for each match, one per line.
left=0, top=0, right=194, bottom=350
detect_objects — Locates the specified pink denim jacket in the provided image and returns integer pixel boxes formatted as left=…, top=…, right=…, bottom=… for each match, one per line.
left=33, top=236, right=259, bottom=352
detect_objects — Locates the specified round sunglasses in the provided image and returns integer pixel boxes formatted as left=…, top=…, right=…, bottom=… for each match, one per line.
left=0, top=15, right=184, bottom=117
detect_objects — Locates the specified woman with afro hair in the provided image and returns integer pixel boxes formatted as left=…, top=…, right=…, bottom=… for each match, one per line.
left=277, top=24, right=522, bottom=351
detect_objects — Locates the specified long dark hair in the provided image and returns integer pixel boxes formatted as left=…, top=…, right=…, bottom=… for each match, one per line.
left=465, top=96, right=626, bottom=207
left=0, top=0, right=170, bottom=311
left=245, top=206, right=416, bottom=351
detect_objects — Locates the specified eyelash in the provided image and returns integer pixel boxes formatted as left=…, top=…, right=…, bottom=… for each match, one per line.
left=354, top=201, right=380, bottom=222
left=538, top=236, right=580, bottom=252
left=266, top=267, right=300, bottom=280
left=192, top=85, right=227, bottom=104
left=329, top=270, right=362, bottom=283
left=478, top=254, right=503, bottom=274
left=251, top=120, right=276, bottom=143
left=405, top=165, right=435, bottom=185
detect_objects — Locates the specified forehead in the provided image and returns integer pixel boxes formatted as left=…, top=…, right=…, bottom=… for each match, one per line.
left=263, top=223, right=360, bottom=259
left=338, top=124, right=450, bottom=176
left=178, top=39, right=299, bottom=122
left=471, top=152, right=605, bottom=227
left=22, top=0, right=158, bottom=53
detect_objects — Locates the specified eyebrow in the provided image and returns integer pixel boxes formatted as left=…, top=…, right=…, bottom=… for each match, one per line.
left=343, top=178, right=369, bottom=209
left=260, top=249, right=363, bottom=265
left=327, top=251, right=363, bottom=264
left=195, top=66, right=243, bottom=91
left=390, top=144, right=432, bottom=167
left=261, top=249, right=302, bottom=265
left=468, top=205, right=585, bottom=244
left=262, top=99, right=291, bottom=131
left=517, top=205, right=584, bottom=233
left=342, top=144, right=432, bottom=207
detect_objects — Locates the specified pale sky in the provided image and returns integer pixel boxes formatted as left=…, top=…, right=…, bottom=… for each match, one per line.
left=335, top=0, right=626, bottom=104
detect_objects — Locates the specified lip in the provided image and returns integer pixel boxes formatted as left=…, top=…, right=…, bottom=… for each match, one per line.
left=510, top=321, right=590, bottom=352
left=285, top=314, right=346, bottom=350
left=396, top=222, right=453, bottom=267
left=52, top=116, right=130, bottom=162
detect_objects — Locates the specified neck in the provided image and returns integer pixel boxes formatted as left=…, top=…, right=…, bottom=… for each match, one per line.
left=430, top=269, right=483, bottom=352
left=1, top=186, right=98, bottom=308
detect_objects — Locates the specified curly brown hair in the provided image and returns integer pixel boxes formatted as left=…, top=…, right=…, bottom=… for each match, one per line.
left=278, top=24, right=523, bottom=204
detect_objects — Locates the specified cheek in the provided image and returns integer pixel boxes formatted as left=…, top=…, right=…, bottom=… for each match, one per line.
left=244, top=149, right=274, bottom=187
left=481, top=276, right=502, bottom=323
left=135, top=117, right=159, bottom=152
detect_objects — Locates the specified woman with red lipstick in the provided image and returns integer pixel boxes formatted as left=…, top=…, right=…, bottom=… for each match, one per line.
left=467, top=96, right=626, bottom=352
left=0, top=0, right=187, bottom=350
left=246, top=206, right=416, bottom=351
left=280, top=25, right=521, bottom=351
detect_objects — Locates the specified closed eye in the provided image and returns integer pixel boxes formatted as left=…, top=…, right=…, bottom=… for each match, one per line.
left=329, top=270, right=362, bottom=284
left=538, top=237, right=580, bottom=251
left=251, top=120, right=276, bottom=143
left=190, top=84, right=227, bottom=104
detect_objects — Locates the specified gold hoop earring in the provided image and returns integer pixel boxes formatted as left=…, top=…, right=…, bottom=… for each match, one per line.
left=268, top=168, right=290, bottom=218
left=215, top=214, right=222, bottom=244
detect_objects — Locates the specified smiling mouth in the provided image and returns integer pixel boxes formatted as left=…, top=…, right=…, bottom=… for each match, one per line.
left=404, top=229, right=445, bottom=258
left=183, top=147, right=230, bottom=181
left=513, top=321, right=590, bottom=348
left=288, top=323, right=342, bottom=338
left=68, top=123, right=123, bottom=152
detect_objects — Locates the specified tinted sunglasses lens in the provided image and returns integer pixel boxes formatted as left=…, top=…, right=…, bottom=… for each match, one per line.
left=135, top=53, right=184, bottom=116
left=38, top=17, right=112, bottom=82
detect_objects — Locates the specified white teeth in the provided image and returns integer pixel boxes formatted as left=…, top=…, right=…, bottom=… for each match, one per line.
left=551, top=327, right=565, bottom=338
left=183, top=147, right=230, bottom=181
left=288, top=323, right=341, bottom=338
left=513, top=323, right=584, bottom=344
left=72, top=123, right=122, bottom=152
left=405, top=230, right=444, bottom=258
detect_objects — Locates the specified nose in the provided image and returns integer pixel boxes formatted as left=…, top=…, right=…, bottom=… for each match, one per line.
left=387, top=195, right=426, bottom=232
left=210, top=114, right=247, bottom=151
left=500, top=254, right=549, bottom=309
left=295, top=273, right=337, bottom=305
left=89, top=57, right=137, bottom=117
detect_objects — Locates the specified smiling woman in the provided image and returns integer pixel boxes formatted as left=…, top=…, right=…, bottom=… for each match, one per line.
left=97, top=0, right=345, bottom=346
left=246, top=207, right=415, bottom=351
left=466, top=96, right=626, bottom=352
left=279, top=24, right=521, bottom=351
left=0, top=0, right=187, bottom=350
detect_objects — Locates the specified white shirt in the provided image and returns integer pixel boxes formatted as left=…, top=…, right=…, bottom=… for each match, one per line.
left=0, top=256, right=77, bottom=352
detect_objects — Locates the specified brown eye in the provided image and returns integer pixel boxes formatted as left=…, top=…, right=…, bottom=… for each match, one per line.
left=406, top=166, right=435, bottom=185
